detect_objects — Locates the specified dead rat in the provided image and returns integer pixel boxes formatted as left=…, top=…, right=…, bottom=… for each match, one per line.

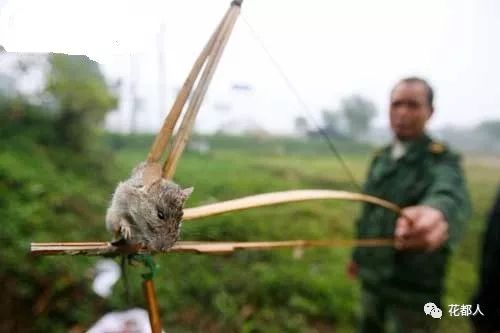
left=105, top=161, right=193, bottom=251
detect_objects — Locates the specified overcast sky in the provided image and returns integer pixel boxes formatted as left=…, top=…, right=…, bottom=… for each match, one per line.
left=1, top=0, right=499, bottom=134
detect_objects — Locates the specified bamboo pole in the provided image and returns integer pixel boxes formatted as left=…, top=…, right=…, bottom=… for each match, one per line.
left=30, top=238, right=393, bottom=256
left=143, top=279, right=162, bottom=333
left=170, top=239, right=394, bottom=253
left=162, top=4, right=241, bottom=179
left=146, top=10, right=231, bottom=164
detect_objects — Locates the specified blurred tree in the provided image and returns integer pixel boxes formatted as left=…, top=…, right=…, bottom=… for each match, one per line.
left=294, top=116, right=309, bottom=137
left=476, top=120, right=500, bottom=140
left=321, top=108, right=344, bottom=138
left=44, top=54, right=118, bottom=151
left=339, top=95, right=377, bottom=140
left=0, top=53, right=120, bottom=332
left=299, top=109, right=347, bottom=140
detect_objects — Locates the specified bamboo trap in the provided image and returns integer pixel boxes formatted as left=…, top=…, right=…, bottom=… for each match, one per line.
left=31, top=238, right=394, bottom=257
left=28, top=2, right=243, bottom=332
left=27, top=0, right=409, bottom=331
left=30, top=189, right=402, bottom=256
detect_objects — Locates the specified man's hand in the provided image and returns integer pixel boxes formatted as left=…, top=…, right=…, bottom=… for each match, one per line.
left=394, top=205, right=449, bottom=252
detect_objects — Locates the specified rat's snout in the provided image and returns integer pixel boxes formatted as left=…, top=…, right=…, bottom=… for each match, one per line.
left=149, top=238, right=164, bottom=251
left=151, top=237, right=175, bottom=252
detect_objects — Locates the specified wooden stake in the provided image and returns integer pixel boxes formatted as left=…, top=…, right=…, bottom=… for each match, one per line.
left=143, top=279, right=162, bottom=333
left=162, top=4, right=241, bottom=179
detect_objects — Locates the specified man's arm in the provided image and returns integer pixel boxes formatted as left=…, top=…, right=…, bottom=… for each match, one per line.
left=395, top=152, right=471, bottom=251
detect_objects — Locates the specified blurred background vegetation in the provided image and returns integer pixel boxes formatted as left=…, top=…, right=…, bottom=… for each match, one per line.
left=0, top=53, right=498, bottom=332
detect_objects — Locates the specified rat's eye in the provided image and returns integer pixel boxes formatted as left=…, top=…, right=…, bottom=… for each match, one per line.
left=157, top=211, right=165, bottom=220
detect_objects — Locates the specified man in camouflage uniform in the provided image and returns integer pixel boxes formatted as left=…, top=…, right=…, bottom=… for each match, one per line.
left=349, top=77, right=471, bottom=333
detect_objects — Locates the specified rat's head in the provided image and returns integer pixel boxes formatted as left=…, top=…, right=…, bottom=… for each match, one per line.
left=141, top=180, right=193, bottom=251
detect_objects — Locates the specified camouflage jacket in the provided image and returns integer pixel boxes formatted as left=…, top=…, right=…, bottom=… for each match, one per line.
left=353, top=134, right=471, bottom=308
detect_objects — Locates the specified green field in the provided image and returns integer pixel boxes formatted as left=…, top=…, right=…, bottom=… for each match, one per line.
left=108, top=135, right=498, bottom=332
left=2, top=134, right=498, bottom=332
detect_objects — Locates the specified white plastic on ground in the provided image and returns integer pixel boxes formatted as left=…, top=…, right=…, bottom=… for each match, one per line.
left=92, top=259, right=121, bottom=298
left=87, top=308, right=151, bottom=333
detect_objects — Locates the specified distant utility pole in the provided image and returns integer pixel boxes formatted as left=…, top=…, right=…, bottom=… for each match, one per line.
left=129, top=54, right=139, bottom=134
left=158, top=22, right=167, bottom=132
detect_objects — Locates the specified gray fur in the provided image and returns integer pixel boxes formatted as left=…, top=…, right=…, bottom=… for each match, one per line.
left=105, top=162, right=193, bottom=251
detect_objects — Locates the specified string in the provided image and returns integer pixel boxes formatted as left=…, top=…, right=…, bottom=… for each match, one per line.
left=240, top=14, right=362, bottom=192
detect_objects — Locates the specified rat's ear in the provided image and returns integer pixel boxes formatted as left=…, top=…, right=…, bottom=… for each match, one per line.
left=180, top=187, right=194, bottom=200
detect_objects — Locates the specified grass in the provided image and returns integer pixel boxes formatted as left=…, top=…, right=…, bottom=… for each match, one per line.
left=99, top=134, right=498, bottom=332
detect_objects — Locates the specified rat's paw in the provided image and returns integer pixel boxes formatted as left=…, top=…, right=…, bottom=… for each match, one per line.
left=119, top=220, right=132, bottom=240
left=120, top=225, right=132, bottom=240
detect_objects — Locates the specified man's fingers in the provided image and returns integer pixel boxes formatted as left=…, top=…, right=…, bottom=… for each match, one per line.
left=395, top=216, right=410, bottom=238
left=400, top=206, right=422, bottom=220
left=424, top=220, right=449, bottom=252
left=396, top=206, right=421, bottom=235
left=394, top=216, right=413, bottom=249
left=397, top=220, right=449, bottom=251
left=405, top=216, right=435, bottom=238
left=401, top=206, right=445, bottom=238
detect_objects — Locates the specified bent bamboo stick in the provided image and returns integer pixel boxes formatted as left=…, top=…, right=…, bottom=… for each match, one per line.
left=183, top=189, right=402, bottom=221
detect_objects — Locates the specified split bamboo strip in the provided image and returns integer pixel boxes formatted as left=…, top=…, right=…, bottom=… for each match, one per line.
left=183, top=189, right=402, bottom=221
left=162, top=4, right=241, bottom=179
left=30, top=238, right=393, bottom=256
left=146, top=10, right=230, bottom=163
